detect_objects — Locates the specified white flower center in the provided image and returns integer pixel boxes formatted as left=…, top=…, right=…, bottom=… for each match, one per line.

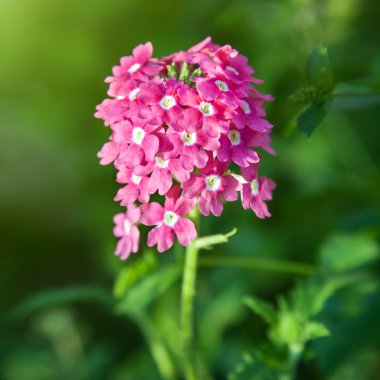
left=215, top=80, right=229, bottom=92
left=163, top=211, right=178, bottom=227
left=131, top=173, right=142, bottom=185
left=198, top=102, right=214, bottom=116
left=250, top=179, right=259, bottom=196
left=228, top=130, right=241, bottom=145
left=241, top=100, right=251, bottom=114
left=132, top=127, right=145, bottom=145
left=116, top=95, right=125, bottom=100
left=129, top=88, right=140, bottom=101
left=128, top=63, right=141, bottom=74
left=205, top=175, right=221, bottom=191
left=226, top=66, right=240, bottom=75
left=181, top=131, right=197, bottom=146
left=124, top=219, right=131, bottom=235
left=155, top=156, right=169, bottom=168
left=159, top=95, right=176, bottom=110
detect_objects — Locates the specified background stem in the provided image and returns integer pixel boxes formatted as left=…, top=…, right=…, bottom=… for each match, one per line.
left=199, top=257, right=315, bottom=276
left=132, top=312, right=177, bottom=380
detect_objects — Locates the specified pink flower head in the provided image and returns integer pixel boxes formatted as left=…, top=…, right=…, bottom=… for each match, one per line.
left=140, top=186, right=197, bottom=252
left=182, top=154, right=242, bottom=216
left=241, top=164, right=276, bottom=219
left=113, top=204, right=140, bottom=260
left=96, top=38, right=276, bottom=257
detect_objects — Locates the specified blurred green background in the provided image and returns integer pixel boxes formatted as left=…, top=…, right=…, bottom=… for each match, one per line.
left=1, top=0, right=379, bottom=379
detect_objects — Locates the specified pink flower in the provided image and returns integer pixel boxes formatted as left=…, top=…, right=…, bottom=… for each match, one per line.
left=216, top=128, right=260, bottom=167
left=182, top=154, right=242, bottom=216
left=108, top=42, right=163, bottom=82
left=201, top=45, right=262, bottom=85
left=113, top=204, right=141, bottom=260
left=140, top=186, right=197, bottom=252
left=107, top=79, right=141, bottom=101
left=178, top=86, right=234, bottom=137
left=233, top=97, right=273, bottom=132
left=138, top=78, right=184, bottom=127
left=94, top=98, right=129, bottom=126
left=112, top=116, right=161, bottom=167
left=166, top=108, right=220, bottom=170
left=97, top=141, right=119, bottom=165
left=188, top=36, right=218, bottom=54
left=195, top=75, right=248, bottom=108
left=241, top=164, right=276, bottom=219
left=134, top=152, right=190, bottom=196
left=162, top=37, right=219, bottom=65
left=114, top=165, right=150, bottom=205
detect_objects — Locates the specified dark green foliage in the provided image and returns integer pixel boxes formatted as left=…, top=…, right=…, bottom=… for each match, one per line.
left=229, top=232, right=379, bottom=380
left=2, top=286, right=113, bottom=324
left=296, top=100, right=332, bottom=137
left=115, top=266, right=181, bottom=316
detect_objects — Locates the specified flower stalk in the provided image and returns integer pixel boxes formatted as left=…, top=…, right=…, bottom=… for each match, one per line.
left=181, top=239, right=200, bottom=380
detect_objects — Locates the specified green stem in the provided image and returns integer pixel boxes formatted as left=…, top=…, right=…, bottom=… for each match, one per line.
left=132, top=312, right=177, bottom=380
left=199, top=257, right=315, bottom=276
left=180, top=239, right=200, bottom=380
left=286, top=343, right=304, bottom=380
left=332, top=90, right=380, bottom=97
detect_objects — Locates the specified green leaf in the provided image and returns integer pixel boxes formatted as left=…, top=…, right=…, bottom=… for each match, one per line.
left=296, top=99, right=332, bottom=136
left=289, top=277, right=337, bottom=318
left=115, top=266, right=180, bottom=316
left=306, top=44, right=334, bottom=90
left=272, top=313, right=329, bottom=347
left=304, top=321, right=330, bottom=340
left=244, top=296, right=277, bottom=327
left=228, top=349, right=286, bottom=380
left=2, top=285, right=113, bottom=324
left=113, top=250, right=158, bottom=299
left=319, top=233, right=379, bottom=272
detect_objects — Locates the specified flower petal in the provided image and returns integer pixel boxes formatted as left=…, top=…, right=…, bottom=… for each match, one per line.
left=140, top=202, right=164, bottom=225
left=174, top=197, right=197, bottom=216
left=164, top=185, right=181, bottom=210
left=210, top=194, right=223, bottom=216
left=174, top=218, right=197, bottom=246
left=182, top=174, right=205, bottom=198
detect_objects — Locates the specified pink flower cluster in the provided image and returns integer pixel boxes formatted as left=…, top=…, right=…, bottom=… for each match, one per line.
left=96, top=37, right=276, bottom=258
